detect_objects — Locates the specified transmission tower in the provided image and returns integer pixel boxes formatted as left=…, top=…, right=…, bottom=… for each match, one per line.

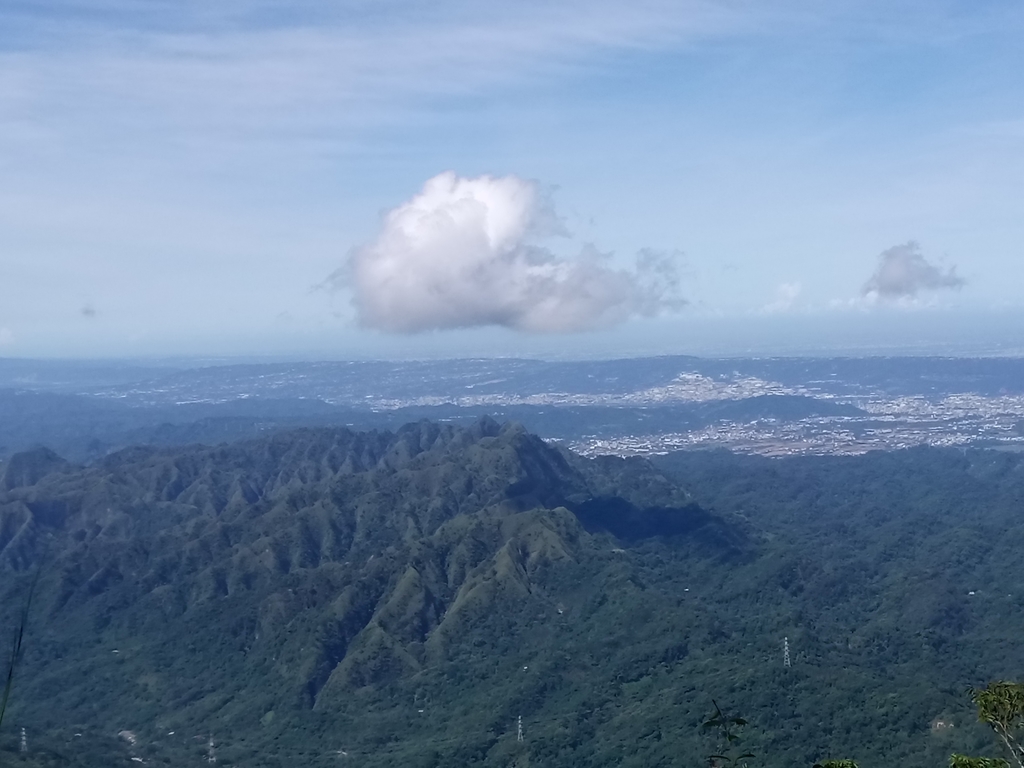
left=20, top=727, right=27, bottom=753
left=783, top=637, right=791, bottom=668
left=517, top=715, right=523, bottom=743
left=207, top=735, right=217, bottom=763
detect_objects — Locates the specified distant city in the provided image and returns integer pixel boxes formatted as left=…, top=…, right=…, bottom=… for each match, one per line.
left=1, top=355, right=1023, bottom=460
left=563, top=375, right=1024, bottom=457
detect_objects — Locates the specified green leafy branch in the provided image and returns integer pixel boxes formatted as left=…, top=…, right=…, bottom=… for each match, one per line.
left=950, top=756, right=1011, bottom=768
left=962, top=682, right=1024, bottom=768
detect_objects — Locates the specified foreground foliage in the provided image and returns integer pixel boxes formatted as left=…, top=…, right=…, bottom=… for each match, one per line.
left=949, top=682, right=1024, bottom=768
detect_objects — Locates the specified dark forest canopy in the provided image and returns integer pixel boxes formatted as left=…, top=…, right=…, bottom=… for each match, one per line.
left=0, top=421, right=1023, bottom=766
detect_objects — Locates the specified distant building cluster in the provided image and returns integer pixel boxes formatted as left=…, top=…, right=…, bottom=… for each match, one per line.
left=568, top=393, right=1024, bottom=458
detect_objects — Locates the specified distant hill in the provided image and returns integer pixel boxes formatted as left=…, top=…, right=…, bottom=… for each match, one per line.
left=1, top=422, right=1021, bottom=767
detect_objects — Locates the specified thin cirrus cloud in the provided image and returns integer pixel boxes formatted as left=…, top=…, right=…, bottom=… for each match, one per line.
left=2, top=0, right=972, bottom=163
left=325, top=172, right=684, bottom=333
left=0, top=0, right=759, bottom=151
left=861, top=242, right=966, bottom=302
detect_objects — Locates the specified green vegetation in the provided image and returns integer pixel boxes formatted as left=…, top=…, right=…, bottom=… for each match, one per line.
left=702, top=702, right=755, bottom=767
left=1, top=423, right=1024, bottom=765
left=722, top=676, right=1024, bottom=767
left=950, top=682, right=1024, bottom=768
left=950, top=757, right=1010, bottom=768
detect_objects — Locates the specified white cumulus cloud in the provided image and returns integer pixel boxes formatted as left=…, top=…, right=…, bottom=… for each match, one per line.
left=328, top=172, right=684, bottom=333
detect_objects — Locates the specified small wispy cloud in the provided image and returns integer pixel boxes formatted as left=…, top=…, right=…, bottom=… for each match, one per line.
left=325, top=171, right=684, bottom=333
left=861, top=241, right=965, bottom=301
left=762, top=281, right=801, bottom=314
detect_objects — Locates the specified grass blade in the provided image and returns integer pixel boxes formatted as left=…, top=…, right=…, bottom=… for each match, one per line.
left=0, top=566, right=41, bottom=733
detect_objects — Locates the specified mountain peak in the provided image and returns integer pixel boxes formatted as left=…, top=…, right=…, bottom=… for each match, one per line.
left=1, top=445, right=70, bottom=491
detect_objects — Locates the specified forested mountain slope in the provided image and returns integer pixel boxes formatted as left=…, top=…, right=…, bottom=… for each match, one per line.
left=0, top=423, right=1021, bottom=767
left=0, top=419, right=732, bottom=767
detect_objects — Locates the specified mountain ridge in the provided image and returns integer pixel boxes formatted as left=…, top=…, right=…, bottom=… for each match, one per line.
left=0, top=418, right=741, bottom=767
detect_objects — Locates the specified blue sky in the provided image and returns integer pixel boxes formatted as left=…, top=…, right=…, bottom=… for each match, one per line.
left=1, top=0, right=1023, bottom=358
